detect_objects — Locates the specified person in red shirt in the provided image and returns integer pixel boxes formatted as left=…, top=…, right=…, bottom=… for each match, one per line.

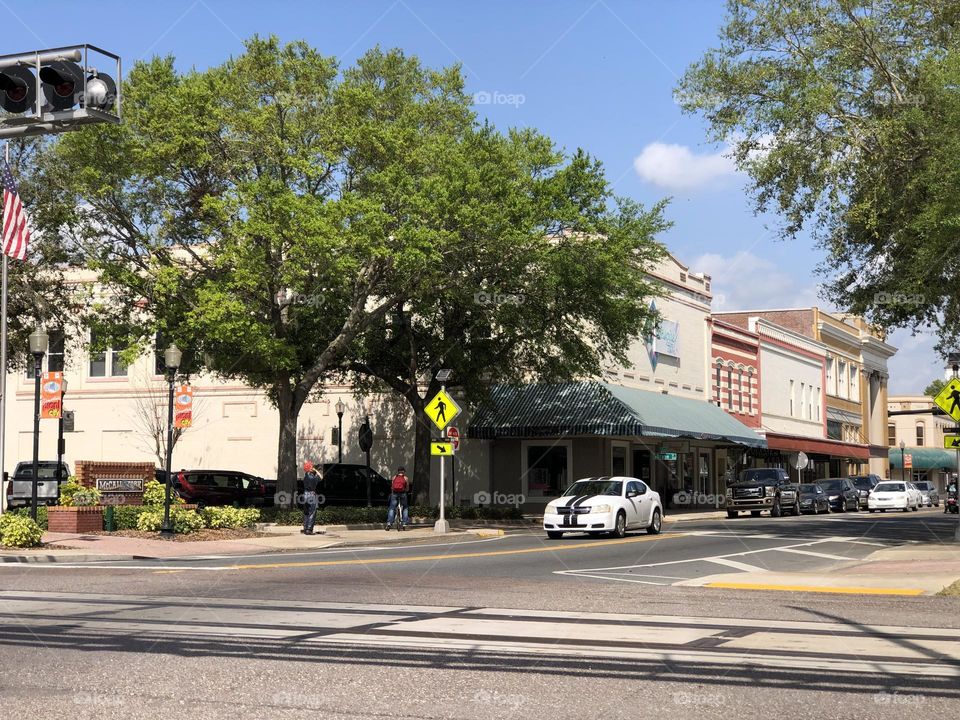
left=386, top=466, right=410, bottom=530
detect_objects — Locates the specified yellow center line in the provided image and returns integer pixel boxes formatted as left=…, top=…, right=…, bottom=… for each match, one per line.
left=231, top=533, right=688, bottom=570
left=704, top=582, right=925, bottom=596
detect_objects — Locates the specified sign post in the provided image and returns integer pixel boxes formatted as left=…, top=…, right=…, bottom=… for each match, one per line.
left=425, top=373, right=460, bottom=534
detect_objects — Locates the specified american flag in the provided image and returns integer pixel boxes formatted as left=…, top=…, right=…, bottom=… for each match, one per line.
left=2, top=160, right=31, bottom=261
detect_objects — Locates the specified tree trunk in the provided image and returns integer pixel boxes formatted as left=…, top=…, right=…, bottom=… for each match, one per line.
left=412, top=404, right=432, bottom=506
left=276, top=380, right=299, bottom=508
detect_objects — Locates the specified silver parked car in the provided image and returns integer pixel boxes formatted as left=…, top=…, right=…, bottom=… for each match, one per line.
left=913, top=480, right=939, bottom=507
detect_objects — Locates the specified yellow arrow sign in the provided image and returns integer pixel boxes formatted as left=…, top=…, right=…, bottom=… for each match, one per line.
left=431, top=441, right=453, bottom=456
left=425, top=389, right=461, bottom=431
left=945, top=435, right=960, bottom=449
left=933, top=378, right=960, bottom=422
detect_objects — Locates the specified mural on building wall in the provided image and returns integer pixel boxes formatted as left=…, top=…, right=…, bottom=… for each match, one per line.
left=656, top=319, right=680, bottom=358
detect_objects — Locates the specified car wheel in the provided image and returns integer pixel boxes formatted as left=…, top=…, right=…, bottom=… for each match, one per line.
left=610, top=511, right=627, bottom=538
left=902, top=507, right=909, bottom=513
left=869, top=509, right=876, bottom=513
left=880, top=509, right=886, bottom=513
left=546, top=531, right=563, bottom=540
left=647, top=508, right=662, bottom=535
left=750, top=510, right=761, bottom=517
left=793, top=502, right=802, bottom=516
left=912, top=504, right=919, bottom=512
left=812, top=503, right=818, bottom=515
left=726, top=510, right=738, bottom=519
left=771, top=498, right=782, bottom=518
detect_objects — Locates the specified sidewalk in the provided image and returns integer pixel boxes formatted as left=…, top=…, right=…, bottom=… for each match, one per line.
left=0, top=523, right=494, bottom=563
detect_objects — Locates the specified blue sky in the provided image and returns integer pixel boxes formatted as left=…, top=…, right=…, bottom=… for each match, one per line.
left=3, top=0, right=942, bottom=391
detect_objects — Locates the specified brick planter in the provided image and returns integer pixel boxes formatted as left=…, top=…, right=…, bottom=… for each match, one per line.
left=47, top=506, right=104, bottom=533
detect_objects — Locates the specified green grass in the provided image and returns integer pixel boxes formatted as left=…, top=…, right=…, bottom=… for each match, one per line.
left=937, top=579, right=960, bottom=596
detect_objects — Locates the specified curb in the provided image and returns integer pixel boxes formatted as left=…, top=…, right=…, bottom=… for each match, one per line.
left=0, top=553, right=137, bottom=564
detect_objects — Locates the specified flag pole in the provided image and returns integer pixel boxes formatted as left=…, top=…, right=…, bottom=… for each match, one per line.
left=0, top=141, right=8, bottom=514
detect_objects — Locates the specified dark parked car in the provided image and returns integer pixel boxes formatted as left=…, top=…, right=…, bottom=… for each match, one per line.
left=295, top=464, right=393, bottom=506
left=725, top=468, right=800, bottom=518
left=817, top=478, right=860, bottom=512
left=794, top=483, right=831, bottom=515
left=913, top=480, right=940, bottom=507
left=156, top=469, right=270, bottom=508
left=849, top=474, right=881, bottom=509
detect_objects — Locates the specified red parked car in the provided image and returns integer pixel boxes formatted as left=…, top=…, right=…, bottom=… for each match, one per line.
left=155, top=469, right=270, bottom=508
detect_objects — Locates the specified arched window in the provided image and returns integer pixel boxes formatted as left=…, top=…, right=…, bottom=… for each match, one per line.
left=715, top=360, right=724, bottom=406
left=727, top=364, right=734, bottom=408
left=737, top=366, right=744, bottom=412
left=746, top=368, right=754, bottom=413
left=916, top=422, right=925, bottom=447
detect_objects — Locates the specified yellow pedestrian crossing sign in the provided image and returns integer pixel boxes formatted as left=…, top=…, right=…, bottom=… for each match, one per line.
left=933, top=379, right=960, bottom=422
left=425, top=389, right=461, bottom=431
left=945, top=435, right=960, bottom=449
left=431, top=441, right=454, bottom=456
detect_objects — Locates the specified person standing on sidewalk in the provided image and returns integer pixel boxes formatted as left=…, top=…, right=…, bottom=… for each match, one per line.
left=302, top=461, right=321, bottom=535
left=386, top=466, right=410, bottom=531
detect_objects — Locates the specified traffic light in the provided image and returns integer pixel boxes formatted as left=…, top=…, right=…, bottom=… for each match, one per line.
left=0, top=65, right=36, bottom=113
left=38, top=60, right=84, bottom=111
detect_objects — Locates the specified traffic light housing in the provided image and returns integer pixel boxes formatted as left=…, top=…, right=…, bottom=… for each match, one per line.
left=0, top=65, right=36, bottom=113
left=38, top=60, right=85, bottom=111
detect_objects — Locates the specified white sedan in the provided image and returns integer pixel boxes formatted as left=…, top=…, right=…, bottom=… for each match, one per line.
left=868, top=481, right=921, bottom=513
left=543, top=476, right=663, bottom=539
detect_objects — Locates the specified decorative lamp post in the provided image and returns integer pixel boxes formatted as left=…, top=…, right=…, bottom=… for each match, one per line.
left=56, top=377, right=68, bottom=485
left=335, top=399, right=345, bottom=464
left=899, top=440, right=906, bottom=485
left=159, top=343, right=182, bottom=538
left=28, top=328, right=48, bottom=520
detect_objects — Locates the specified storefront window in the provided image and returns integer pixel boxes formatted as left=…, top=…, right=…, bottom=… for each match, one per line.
left=524, top=444, right=569, bottom=498
left=611, top=445, right=627, bottom=476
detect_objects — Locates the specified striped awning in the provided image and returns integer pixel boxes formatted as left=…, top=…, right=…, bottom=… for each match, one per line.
left=466, top=381, right=766, bottom=447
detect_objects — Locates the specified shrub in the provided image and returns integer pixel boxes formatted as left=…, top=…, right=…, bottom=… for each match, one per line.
left=200, top=506, right=260, bottom=529
left=58, top=478, right=101, bottom=507
left=142, top=479, right=184, bottom=507
left=112, top=505, right=151, bottom=530
left=136, top=507, right=205, bottom=534
left=13, top=506, right=47, bottom=530
left=0, top=514, right=44, bottom=547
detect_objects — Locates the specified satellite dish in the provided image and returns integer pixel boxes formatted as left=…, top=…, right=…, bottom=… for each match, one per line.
left=789, top=452, right=809, bottom=470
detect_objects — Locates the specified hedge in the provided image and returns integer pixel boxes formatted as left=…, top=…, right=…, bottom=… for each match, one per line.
left=259, top=504, right=524, bottom=525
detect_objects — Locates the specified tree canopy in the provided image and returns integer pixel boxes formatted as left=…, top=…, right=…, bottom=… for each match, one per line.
left=27, top=36, right=667, bottom=497
left=678, top=0, right=960, bottom=352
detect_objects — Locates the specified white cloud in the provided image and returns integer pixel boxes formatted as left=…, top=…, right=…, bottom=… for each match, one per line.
left=692, top=251, right=822, bottom=312
left=633, top=142, right=736, bottom=189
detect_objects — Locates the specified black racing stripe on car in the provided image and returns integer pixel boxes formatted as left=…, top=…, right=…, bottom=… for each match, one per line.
left=572, top=495, right=592, bottom=508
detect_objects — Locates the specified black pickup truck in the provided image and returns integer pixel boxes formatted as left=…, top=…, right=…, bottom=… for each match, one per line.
left=725, top=468, right=800, bottom=518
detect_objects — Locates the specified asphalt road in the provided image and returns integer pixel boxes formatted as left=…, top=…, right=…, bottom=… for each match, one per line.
left=1, top=509, right=958, bottom=719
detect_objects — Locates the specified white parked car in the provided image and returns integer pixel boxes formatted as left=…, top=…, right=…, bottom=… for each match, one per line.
left=868, top=481, right=921, bottom=513
left=543, top=476, right=662, bottom=539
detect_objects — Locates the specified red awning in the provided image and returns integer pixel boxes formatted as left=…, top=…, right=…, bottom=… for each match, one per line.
left=764, top=433, right=871, bottom=461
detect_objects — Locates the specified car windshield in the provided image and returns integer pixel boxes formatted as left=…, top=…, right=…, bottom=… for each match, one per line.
left=915, top=482, right=932, bottom=490
left=738, top=469, right=782, bottom=483
left=818, top=480, right=843, bottom=492
left=851, top=477, right=874, bottom=489
left=797, top=484, right=820, bottom=492
left=874, top=483, right=905, bottom=492
left=562, top=480, right=623, bottom=497
left=16, top=464, right=61, bottom=479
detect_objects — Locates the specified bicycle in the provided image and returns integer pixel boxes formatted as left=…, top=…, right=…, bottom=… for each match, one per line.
left=386, top=492, right=408, bottom=531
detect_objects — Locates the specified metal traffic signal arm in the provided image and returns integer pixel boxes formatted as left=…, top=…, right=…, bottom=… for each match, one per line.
left=0, top=44, right=121, bottom=139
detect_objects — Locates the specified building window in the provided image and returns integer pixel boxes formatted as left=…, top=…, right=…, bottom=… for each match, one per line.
left=737, top=368, right=743, bottom=412
left=523, top=442, right=571, bottom=498
left=826, top=357, right=833, bottom=396
left=800, top=382, right=805, bottom=419
left=789, top=380, right=795, bottom=416
left=746, top=371, right=753, bottom=413
left=815, top=387, right=820, bottom=421
left=330, top=427, right=340, bottom=447
left=850, top=364, right=858, bottom=399
left=727, top=366, right=733, bottom=408
left=89, top=331, right=128, bottom=378
left=838, top=360, right=847, bottom=399
left=916, top=423, right=925, bottom=447
left=715, top=361, right=723, bottom=406
left=888, top=424, right=896, bottom=446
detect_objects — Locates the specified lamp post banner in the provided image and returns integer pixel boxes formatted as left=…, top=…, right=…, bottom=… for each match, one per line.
left=41, top=371, right=62, bottom=419
left=174, top=384, right=193, bottom=428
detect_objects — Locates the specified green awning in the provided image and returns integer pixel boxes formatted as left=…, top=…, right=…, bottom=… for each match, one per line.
left=889, top=447, right=958, bottom=470
left=467, top=381, right=766, bottom=447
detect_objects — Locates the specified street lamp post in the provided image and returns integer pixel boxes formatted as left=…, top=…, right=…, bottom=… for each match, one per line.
left=159, top=343, right=182, bottom=538
left=56, top=378, right=68, bottom=487
left=335, top=399, right=345, bottom=464
left=899, top=440, right=906, bottom=485
left=28, top=329, right=47, bottom=521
